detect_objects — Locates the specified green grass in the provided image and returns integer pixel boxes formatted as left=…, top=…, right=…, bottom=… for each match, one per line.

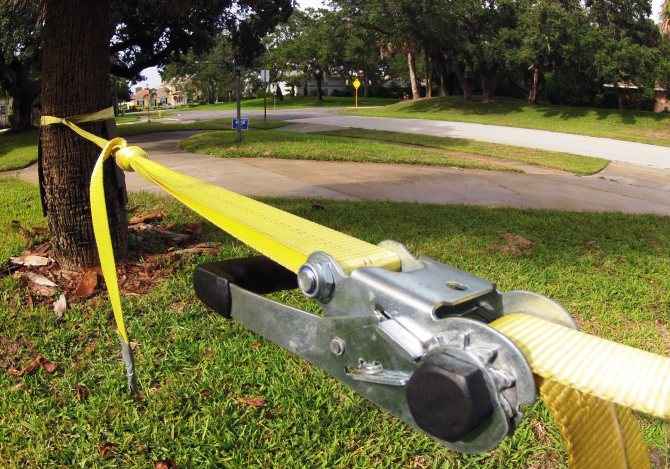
left=0, top=178, right=668, bottom=467
left=319, top=128, right=608, bottom=175
left=179, top=130, right=520, bottom=172
left=115, top=115, right=141, bottom=123
left=341, top=96, right=670, bottom=147
left=188, top=95, right=398, bottom=111
left=0, top=130, right=39, bottom=172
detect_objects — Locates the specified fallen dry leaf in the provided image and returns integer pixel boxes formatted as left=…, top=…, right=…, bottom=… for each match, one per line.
left=9, top=255, right=53, bottom=266
left=98, top=442, right=119, bottom=459
left=8, top=354, right=42, bottom=377
left=131, top=223, right=190, bottom=243
left=133, top=392, right=145, bottom=402
left=137, top=443, right=147, bottom=452
left=85, top=344, right=96, bottom=354
left=312, top=203, right=325, bottom=210
left=32, top=284, right=56, bottom=297
left=237, top=397, right=267, bottom=407
left=31, top=227, right=49, bottom=235
left=182, top=223, right=202, bottom=239
left=42, top=361, right=57, bottom=373
left=172, top=247, right=220, bottom=255
left=10, top=381, right=25, bottom=392
left=53, top=294, right=67, bottom=317
left=130, top=211, right=166, bottom=225
left=251, top=343, right=262, bottom=349
left=26, top=272, right=56, bottom=287
left=73, top=270, right=98, bottom=299
left=74, top=384, right=89, bottom=402
left=155, top=460, right=177, bottom=469
left=264, top=411, right=274, bottom=420
left=125, top=204, right=144, bottom=214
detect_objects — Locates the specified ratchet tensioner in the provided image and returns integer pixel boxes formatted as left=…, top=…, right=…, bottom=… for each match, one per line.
left=193, top=240, right=577, bottom=453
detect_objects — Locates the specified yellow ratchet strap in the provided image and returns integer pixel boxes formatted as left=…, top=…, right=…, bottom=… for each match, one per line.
left=42, top=109, right=669, bottom=468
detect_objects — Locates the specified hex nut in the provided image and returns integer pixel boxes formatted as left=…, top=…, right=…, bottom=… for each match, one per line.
left=405, top=352, right=494, bottom=442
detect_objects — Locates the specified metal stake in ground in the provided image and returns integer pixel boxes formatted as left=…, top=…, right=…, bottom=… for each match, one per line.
left=261, top=70, right=269, bottom=125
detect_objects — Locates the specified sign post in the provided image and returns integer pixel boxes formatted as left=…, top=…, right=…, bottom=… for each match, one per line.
left=146, top=86, right=151, bottom=122
left=261, top=70, right=270, bottom=125
left=353, top=78, right=361, bottom=108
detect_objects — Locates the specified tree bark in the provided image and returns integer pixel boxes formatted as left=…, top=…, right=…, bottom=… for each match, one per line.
left=407, top=50, right=421, bottom=100
left=438, top=57, right=449, bottom=97
left=9, top=91, right=37, bottom=132
left=314, top=67, right=323, bottom=101
left=526, top=68, right=545, bottom=105
left=302, top=79, right=308, bottom=97
left=425, top=47, right=433, bottom=98
left=449, top=56, right=472, bottom=103
left=41, top=0, right=128, bottom=269
left=362, top=71, right=369, bottom=98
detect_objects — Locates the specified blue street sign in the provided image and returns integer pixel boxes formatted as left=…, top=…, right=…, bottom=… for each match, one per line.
left=232, top=118, right=249, bottom=130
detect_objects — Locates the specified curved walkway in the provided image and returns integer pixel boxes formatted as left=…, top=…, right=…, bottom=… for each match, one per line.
left=165, top=109, right=670, bottom=170
left=6, top=130, right=670, bottom=215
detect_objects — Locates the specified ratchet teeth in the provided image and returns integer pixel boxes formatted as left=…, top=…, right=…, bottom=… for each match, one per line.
left=490, top=368, right=515, bottom=390
left=471, top=347, right=498, bottom=364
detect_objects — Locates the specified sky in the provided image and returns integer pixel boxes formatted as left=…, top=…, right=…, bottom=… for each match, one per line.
left=140, top=0, right=666, bottom=88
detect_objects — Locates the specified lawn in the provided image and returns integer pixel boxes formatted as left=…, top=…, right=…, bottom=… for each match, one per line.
left=318, top=128, right=608, bottom=175
left=180, top=130, right=520, bottom=172
left=188, top=95, right=398, bottom=111
left=0, top=177, right=668, bottom=467
left=0, top=130, right=39, bottom=172
left=340, top=96, right=670, bottom=147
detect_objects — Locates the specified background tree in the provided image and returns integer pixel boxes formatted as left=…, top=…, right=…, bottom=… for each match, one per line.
left=162, top=36, right=237, bottom=104
left=40, top=0, right=292, bottom=268
left=0, top=0, right=42, bottom=132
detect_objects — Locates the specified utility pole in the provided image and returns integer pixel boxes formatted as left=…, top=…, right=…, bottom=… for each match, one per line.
left=236, top=62, right=242, bottom=143
left=264, top=83, right=267, bottom=125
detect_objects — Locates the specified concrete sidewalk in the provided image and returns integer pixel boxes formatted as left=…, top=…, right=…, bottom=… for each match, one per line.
left=6, top=131, right=669, bottom=215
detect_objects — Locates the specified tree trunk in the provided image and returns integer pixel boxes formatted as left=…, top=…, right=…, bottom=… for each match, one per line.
left=438, top=58, right=449, bottom=97
left=526, top=68, right=545, bottom=104
left=425, top=47, right=433, bottom=98
left=450, top=56, right=472, bottom=103
left=407, top=50, right=421, bottom=100
left=41, top=0, right=128, bottom=269
left=9, top=91, right=37, bottom=132
left=302, top=79, right=308, bottom=97
left=315, top=68, right=323, bottom=101
left=362, top=71, right=369, bottom=98
left=480, top=69, right=494, bottom=102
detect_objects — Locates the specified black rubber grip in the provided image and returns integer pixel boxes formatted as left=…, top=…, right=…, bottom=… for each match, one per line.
left=193, top=256, right=298, bottom=318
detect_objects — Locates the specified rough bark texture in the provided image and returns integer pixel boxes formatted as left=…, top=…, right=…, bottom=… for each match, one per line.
left=450, top=57, right=472, bottom=103
left=407, top=50, right=421, bottom=100
left=41, top=0, right=128, bottom=269
left=439, top=58, right=449, bottom=97
left=425, top=48, right=432, bottom=98
left=527, top=68, right=545, bottom=104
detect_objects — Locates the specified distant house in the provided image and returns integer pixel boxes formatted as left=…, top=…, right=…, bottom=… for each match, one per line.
left=0, top=95, right=13, bottom=127
left=305, top=76, right=347, bottom=95
left=126, top=80, right=201, bottom=109
left=604, top=82, right=670, bottom=112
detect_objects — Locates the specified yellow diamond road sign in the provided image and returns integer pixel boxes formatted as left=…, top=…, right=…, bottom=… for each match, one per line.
left=353, top=78, right=361, bottom=90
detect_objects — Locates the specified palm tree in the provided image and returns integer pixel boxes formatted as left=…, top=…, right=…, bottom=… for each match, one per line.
left=661, top=0, right=670, bottom=36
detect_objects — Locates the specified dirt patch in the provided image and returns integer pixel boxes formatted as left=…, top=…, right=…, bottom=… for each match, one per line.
left=0, top=337, right=34, bottom=370
left=491, top=232, right=535, bottom=256
left=650, top=447, right=668, bottom=469
left=2, top=217, right=221, bottom=313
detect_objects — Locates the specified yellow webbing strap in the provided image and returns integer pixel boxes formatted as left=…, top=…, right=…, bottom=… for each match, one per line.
left=42, top=110, right=669, bottom=468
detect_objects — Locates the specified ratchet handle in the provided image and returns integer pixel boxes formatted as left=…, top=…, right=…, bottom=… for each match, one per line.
left=193, top=256, right=298, bottom=318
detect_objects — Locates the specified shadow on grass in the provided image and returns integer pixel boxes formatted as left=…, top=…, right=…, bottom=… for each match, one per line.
left=386, top=96, right=670, bottom=127
left=0, top=129, right=39, bottom=171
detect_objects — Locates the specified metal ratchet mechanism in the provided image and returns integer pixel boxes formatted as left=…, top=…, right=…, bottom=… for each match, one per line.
left=193, top=240, right=578, bottom=453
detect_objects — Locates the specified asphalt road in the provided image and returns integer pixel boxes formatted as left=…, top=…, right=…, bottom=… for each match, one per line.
left=155, top=107, right=670, bottom=170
